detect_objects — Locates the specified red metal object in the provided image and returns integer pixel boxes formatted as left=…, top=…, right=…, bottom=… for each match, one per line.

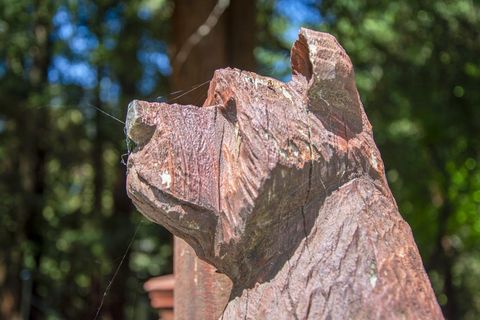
left=144, top=274, right=174, bottom=320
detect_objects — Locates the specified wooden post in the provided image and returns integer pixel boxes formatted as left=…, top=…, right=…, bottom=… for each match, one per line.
left=168, top=1, right=255, bottom=318
left=173, top=238, right=231, bottom=319
left=126, top=28, right=443, bottom=319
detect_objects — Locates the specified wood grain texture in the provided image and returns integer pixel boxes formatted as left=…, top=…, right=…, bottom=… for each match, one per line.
left=126, top=28, right=443, bottom=319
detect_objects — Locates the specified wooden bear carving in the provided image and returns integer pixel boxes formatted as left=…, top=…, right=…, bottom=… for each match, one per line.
left=126, top=28, right=443, bottom=319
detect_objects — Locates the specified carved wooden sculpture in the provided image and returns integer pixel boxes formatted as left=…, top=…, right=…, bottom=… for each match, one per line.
left=126, top=28, right=443, bottom=319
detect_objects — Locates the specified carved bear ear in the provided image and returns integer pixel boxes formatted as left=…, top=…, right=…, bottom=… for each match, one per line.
left=291, top=32, right=313, bottom=82
left=291, top=28, right=364, bottom=140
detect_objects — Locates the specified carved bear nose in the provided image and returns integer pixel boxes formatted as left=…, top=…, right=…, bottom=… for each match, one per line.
left=125, top=100, right=156, bottom=146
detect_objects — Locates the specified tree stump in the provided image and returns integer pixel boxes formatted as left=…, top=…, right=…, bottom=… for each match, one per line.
left=126, top=28, right=443, bottom=319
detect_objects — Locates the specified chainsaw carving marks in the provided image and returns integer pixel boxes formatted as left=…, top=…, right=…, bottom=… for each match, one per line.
left=126, top=28, right=443, bottom=319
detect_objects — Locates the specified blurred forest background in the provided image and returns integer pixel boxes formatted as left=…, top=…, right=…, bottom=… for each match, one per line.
left=1, top=0, right=479, bottom=319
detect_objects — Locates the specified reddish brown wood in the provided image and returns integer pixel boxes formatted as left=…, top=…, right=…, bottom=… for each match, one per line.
left=169, top=2, right=255, bottom=318
left=127, top=28, right=443, bottom=319
left=173, top=238, right=232, bottom=320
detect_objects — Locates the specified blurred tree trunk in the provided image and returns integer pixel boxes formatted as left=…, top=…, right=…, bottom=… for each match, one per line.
left=102, top=76, right=136, bottom=320
left=170, top=0, right=255, bottom=318
left=88, top=70, right=107, bottom=318
left=23, top=3, right=52, bottom=319
left=171, top=0, right=255, bottom=103
left=0, top=1, right=53, bottom=316
left=93, top=89, right=104, bottom=221
left=426, top=144, right=457, bottom=319
left=99, top=10, right=139, bottom=318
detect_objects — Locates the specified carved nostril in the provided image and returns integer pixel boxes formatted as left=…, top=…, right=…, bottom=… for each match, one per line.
left=126, top=100, right=156, bottom=146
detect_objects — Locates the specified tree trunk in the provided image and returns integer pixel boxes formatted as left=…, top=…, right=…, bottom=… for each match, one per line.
left=126, top=28, right=443, bottom=319
left=169, top=0, right=255, bottom=318
left=23, top=3, right=52, bottom=318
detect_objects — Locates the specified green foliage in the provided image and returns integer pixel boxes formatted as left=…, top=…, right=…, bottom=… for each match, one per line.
left=0, top=0, right=173, bottom=318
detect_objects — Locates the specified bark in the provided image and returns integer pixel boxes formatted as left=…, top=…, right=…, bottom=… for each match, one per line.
left=127, top=28, right=443, bottom=319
